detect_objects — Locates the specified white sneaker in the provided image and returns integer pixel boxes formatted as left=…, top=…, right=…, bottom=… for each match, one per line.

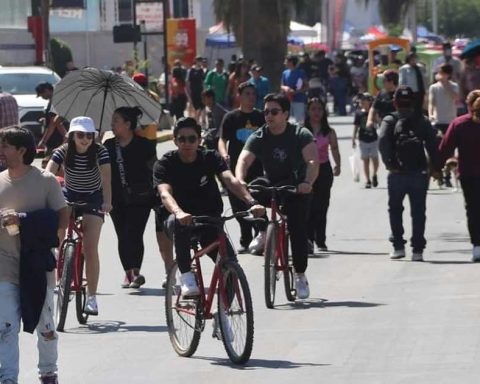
left=180, top=271, right=200, bottom=297
left=472, top=246, right=480, bottom=262
left=84, top=295, right=98, bottom=315
left=248, top=231, right=266, bottom=255
left=390, top=249, right=406, bottom=260
left=295, top=273, right=310, bottom=300
left=411, top=252, right=424, bottom=262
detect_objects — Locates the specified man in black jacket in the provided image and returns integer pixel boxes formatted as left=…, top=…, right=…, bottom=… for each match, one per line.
left=379, top=86, right=441, bottom=262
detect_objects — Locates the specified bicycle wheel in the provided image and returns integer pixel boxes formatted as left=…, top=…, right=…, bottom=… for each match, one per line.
left=217, top=260, right=254, bottom=365
left=264, top=223, right=278, bottom=309
left=165, top=262, right=202, bottom=357
left=56, top=242, right=74, bottom=332
left=283, top=231, right=296, bottom=302
left=75, top=252, right=89, bottom=325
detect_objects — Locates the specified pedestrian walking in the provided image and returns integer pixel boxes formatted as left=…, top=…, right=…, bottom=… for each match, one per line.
left=0, top=126, right=68, bottom=384
left=399, top=53, right=427, bottom=115
left=186, top=56, right=205, bottom=121
left=227, top=60, right=250, bottom=109
left=378, top=86, right=442, bottom=262
left=281, top=55, right=308, bottom=123
left=201, top=89, right=228, bottom=151
left=169, top=66, right=188, bottom=121
left=104, top=107, right=157, bottom=289
left=248, top=65, right=270, bottom=110
left=367, top=69, right=399, bottom=128
left=204, top=59, right=229, bottom=108
left=304, top=98, right=341, bottom=253
left=439, top=90, right=480, bottom=261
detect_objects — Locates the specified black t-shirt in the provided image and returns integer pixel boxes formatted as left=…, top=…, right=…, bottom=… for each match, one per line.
left=153, top=149, right=228, bottom=216
left=187, top=67, right=205, bottom=95
left=244, top=123, right=313, bottom=184
left=220, top=109, right=265, bottom=178
left=354, top=110, right=378, bottom=143
left=104, top=136, right=157, bottom=205
left=373, top=90, right=395, bottom=119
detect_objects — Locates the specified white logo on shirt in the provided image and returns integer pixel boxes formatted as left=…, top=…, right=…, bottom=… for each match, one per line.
left=199, top=175, right=208, bottom=186
left=273, top=148, right=288, bottom=162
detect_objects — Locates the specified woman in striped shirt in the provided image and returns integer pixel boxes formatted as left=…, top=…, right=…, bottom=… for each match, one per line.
left=46, top=116, right=112, bottom=316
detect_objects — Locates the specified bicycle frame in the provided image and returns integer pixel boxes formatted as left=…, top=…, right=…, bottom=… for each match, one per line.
left=174, top=228, right=244, bottom=322
left=56, top=208, right=84, bottom=293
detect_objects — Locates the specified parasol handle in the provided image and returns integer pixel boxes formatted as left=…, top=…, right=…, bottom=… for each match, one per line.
left=98, top=80, right=109, bottom=133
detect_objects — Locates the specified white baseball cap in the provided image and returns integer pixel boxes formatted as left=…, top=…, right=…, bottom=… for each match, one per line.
left=67, top=116, right=97, bottom=136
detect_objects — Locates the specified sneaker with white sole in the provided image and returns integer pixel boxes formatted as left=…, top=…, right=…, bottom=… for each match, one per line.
left=180, top=271, right=200, bottom=297
left=40, top=373, right=58, bottom=384
left=129, top=274, right=146, bottom=289
left=390, top=249, right=406, bottom=260
left=411, top=252, right=424, bottom=262
left=472, top=246, right=480, bottom=262
left=295, top=273, right=310, bottom=299
left=84, top=295, right=98, bottom=316
left=248, top=231, right=266, bottom=255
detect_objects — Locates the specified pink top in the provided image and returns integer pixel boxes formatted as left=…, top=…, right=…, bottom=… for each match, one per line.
left=315, top=131, right=330, bottom=164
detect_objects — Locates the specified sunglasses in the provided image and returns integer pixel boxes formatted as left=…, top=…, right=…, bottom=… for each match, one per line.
left=264, top=108, right=282, bottom=116
left=176, top=135, right=198, bottom=144
left=75, top=132, right=94, bottom=139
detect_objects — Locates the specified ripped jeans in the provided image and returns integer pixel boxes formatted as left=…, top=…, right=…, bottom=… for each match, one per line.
left=0, top=272, right=58, bottom=383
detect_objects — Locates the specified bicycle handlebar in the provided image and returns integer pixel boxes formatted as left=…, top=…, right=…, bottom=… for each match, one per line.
left=248, top=184, right=297, bottom=194
left=192, top=210, right=253, bottom=226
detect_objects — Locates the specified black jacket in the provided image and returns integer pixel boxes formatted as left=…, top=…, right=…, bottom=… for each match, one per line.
left=19, top=209, right=59, bottom=333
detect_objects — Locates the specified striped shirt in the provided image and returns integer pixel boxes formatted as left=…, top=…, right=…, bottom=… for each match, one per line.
left=51, top=144, right=110, bottom=194
left=0, top=92, right=19, bottom=128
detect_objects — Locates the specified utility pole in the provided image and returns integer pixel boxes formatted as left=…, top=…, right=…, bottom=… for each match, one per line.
left=40, top=0, right=50, bottom=66
left=432, top=0, right=438, bottom=35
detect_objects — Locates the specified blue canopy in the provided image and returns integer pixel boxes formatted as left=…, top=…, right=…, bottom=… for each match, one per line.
left=205, top=34, right=304, bottom=48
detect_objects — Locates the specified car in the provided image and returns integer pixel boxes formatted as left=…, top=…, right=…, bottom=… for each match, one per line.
left=0, top=66, right=61, bottom=143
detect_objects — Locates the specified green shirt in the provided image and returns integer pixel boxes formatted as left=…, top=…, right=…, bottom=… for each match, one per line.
left=204, top=70, right=228, bottom=103
left=244, top=123, right=313, bottom=184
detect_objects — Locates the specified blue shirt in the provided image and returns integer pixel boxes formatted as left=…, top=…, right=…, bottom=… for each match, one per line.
left=281, top=68, right=307, bottom=103
left=248, top=76, right=270, bottom=110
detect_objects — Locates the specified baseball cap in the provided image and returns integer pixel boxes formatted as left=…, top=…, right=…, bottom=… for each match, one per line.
left=394, top=86, right=415, bottom=107
left=35, top=82, right=53, bottom=97
left=252, top=65, right=263, bottom=72
left=132, top=72, right=147, bottom=86
left=68, top=116, right=97, bottom=136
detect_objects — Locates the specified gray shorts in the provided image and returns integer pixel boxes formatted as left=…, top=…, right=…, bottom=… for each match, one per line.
left=359, top=140, right=379, bottom=160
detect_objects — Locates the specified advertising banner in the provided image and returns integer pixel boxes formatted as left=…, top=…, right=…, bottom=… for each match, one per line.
left=166, top=18, right=196, bottom=68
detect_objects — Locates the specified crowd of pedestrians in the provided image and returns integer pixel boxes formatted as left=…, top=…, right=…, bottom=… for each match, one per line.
left=1, top=42, right=480, bottom=383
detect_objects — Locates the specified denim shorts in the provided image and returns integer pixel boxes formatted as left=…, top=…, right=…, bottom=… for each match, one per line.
left=63, top=189, right=104, bottom=220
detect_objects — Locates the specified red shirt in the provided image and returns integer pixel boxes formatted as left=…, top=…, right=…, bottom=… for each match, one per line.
left=439, top=113, right=480, bottom=177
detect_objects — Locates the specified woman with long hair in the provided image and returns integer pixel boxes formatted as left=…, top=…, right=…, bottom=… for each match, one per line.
left=46, top=116, right=112, bottom=315
left=304, top=98, right=341, bottom=252
left=227, top=60, right=250, bottom=108
left=104, top=107, right=158, bottom=288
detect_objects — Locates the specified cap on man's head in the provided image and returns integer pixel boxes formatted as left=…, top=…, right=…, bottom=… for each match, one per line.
left=68, top=116, right=97, bottom=136
left=35, top=82, right=53, bottom=97
left=252, top=65, right=263, bottom=72
left=132, top=72, right=147, bottom=86
left=394, top=86, right=415, bottom=107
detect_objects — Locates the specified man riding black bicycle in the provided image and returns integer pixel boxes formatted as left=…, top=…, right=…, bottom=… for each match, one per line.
left=153, top=117, right=264, bottom=297
left=235, top=93, right=319, bottom=299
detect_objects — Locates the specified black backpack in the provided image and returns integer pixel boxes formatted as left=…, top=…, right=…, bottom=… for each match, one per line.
left=392, top=113, right=427, bottom=171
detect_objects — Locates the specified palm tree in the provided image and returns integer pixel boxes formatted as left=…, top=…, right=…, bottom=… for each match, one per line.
left=213, top=0, right=317, bottom=91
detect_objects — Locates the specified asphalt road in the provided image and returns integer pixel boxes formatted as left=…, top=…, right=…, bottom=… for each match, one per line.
left=19, top=116, right=478, bottom=384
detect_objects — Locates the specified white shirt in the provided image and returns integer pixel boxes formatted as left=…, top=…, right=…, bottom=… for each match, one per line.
left=428, top=80, right=459, bottom=124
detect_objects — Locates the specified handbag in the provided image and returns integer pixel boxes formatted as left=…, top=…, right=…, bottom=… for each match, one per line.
left=115, top=139, right=155, bottom=206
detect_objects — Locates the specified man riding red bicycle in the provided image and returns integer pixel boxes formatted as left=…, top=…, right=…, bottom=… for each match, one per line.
left=236, top=93, right=319, bottom=299
left=153, top=117, right=264, bottom=297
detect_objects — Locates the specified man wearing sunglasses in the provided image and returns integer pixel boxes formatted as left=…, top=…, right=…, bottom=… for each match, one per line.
left=235, top=93, right=319, bottom=299
left=154, top=117, right=265, bottom=296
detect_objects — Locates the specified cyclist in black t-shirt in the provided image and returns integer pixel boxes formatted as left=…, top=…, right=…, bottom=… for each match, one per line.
left=366, top=69, right=399, bottom=129
left=186, top=56, right=205, bottom=121
left=153, top=117, right=264, bottom=297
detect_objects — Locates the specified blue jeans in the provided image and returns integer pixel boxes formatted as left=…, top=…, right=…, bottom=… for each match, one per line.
left=387, top=171, right=429, bottom=252
left=0, top=273, right=58, bottom=383
left=289, top=102, right=305, bottom=124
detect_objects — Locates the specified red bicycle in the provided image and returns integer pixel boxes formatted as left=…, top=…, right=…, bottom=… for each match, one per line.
left=165, top=211, right=255, bottom=365
left=249, top=184, right=297, bottom=308
left=55, top=201, right=91, bottom=332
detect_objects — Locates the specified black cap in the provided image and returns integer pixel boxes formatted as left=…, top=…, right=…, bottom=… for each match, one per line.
left=35, top=82, right=53, bottom=97
left=394, top=86, right=415, bottom=107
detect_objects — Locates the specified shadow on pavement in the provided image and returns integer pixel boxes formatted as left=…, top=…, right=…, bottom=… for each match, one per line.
left=128, top=288, right=165, bottom=296
left=193, top=356, right=329, bottom=369
left=426, top=260, right=473, bottom=265
left=66, top=320, right=167, bottom=334
left=433, top=248, right=471, bottom=254
left=275, top=298, right=384, bottom=310
left=318, top=250, right=387, bottom=256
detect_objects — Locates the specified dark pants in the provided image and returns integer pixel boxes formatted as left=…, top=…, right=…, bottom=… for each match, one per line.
left=460, top=176, right=480, bottom=246
left=308, top=162, right=334, bottom=247
left=285, top=194, right=311, bottom=273
left=170, top=94, right=188, bottom=120
left=110, top=204, right=151, bottom=271
left=164, top=214, right=236, bottom=274
left=387, top=171, right=429, bottom=252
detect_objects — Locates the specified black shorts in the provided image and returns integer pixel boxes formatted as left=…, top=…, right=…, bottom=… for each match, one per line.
left=155, top=207, right=169, bottom=232
left=191, top=94, right=204, bottom=110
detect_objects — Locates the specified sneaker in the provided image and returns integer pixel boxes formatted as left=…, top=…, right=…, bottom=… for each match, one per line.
left=180, top=271, right=200, bottom=297
left=472, top=246, right=480, bottom=262
left=129, top=274, right=146, bottom=289
left=390, top=249, right=406, bottom=260
left=212, top=312, right=234, bottom=342
left=295, top=273, right=310, bottom=300
left=307, top=240, right=314, bottom=255
left=317, top=243, right=328, bottom=252
left=237, top=244, right=249, bottom=254
left=40, top=374, right=58, bottom=384
left=121, top=272, right=133, bottom=288
left=372, top=175, right=378, bottom=187
left=248, top=232, right=266, bottom=255
left=84, top=295, right=98, bottom=316
left=365, top=180, right=372, bottom=189
left=412, top=252, right=424, bottom=262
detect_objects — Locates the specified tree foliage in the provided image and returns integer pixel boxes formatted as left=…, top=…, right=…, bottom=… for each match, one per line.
left=359, top=0, right=413, bottom=25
